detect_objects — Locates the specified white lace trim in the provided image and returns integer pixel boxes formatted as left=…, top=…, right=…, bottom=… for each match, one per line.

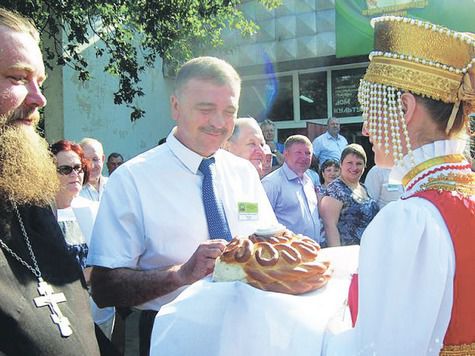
left=388, top=139, right=467, bottom=184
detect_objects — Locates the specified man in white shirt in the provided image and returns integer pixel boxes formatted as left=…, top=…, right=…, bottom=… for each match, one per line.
left=77, top=138, right=115, bottom=340
left=312, top=117, right=348, bottom=165
left=79, top=138, right=108, bottom=201
left=223, top=117, right=266, bottom=177
left=87, top=56, right=277, bottom=356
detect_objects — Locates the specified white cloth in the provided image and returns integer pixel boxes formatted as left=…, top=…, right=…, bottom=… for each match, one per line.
left=312, top=132, right=348, bottom=164
left=324, top=140, right=469, bottom=356
left=79, top=176, right=108, bottom=202
left=150, top=246, right=359, bottom=356
left=87, top=129, right=277, bottom=311
left=364, top=166, right=403, bottom=209
left=57, top=207, right=87, bottom=247
left=70, top=195, right=115, bottom=330
left=71, top=196, right=99, bottom=244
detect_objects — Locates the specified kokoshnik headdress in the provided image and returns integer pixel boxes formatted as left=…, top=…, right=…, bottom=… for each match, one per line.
left=358, top=16, right=475, bottom=166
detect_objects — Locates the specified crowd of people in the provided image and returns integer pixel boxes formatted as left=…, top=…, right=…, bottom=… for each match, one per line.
left=0, top=6, right=474, bottom=356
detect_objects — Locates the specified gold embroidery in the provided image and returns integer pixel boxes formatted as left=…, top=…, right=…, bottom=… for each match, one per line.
left=364, top=16, right=475, bottom=105
left=402, top=154, right=466, bottom=187
left=418, top=171, right=475, bottom=196
left=365, top=57, right=461, bottom=103
left=374, top=19, right=474, bottom=70
left=440, top=342, right=475, bottom=355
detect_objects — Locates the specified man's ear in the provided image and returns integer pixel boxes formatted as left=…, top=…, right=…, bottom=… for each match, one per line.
left=170, top=95, right=179, bottom=121
left=400, top=92, right=417, bottom=125
left=283, top=149, right=289, bottom=160
left=222, top=140, right=231, bottom=151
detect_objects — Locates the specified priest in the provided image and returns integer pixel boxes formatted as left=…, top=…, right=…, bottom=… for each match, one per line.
left=0, top=7, right=100, bottom=355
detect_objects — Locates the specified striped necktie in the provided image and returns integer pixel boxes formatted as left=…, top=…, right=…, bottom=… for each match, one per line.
left=198, top=158, right=232, bottom=241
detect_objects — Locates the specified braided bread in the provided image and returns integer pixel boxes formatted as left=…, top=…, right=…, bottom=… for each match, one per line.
left=213, top=229, right=331, bottom=295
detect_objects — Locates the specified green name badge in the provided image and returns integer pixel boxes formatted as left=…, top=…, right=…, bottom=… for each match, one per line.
left=238, top=202, right=258, bottom=221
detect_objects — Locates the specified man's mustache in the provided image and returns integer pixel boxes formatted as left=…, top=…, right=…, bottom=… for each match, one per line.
left=201, top=126, right=228, bottom=135
left=9, top=106, right=39, bottom=123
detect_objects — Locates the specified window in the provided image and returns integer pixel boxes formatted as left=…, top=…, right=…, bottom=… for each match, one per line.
left=277, top=127, right=308, bottom=144
left=239, top=76, right=293, bottom=121
left=331, top=67, right=366, bottom=118
left=240, top=64, right=367, bottom=127
left=299, top=71, right=327, bottom=120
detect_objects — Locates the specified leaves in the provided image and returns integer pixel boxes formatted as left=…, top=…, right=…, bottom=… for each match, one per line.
left=1, top=0, right=281, bottom=121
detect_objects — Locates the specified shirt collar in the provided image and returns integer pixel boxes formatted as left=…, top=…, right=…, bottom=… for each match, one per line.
left=389, top=139, right=467, bottom=184
left=325, top=131, right=341, bottom=140
left=282, top=162, right=300, bottom=181
left=167, top=127, right=219, bottom=174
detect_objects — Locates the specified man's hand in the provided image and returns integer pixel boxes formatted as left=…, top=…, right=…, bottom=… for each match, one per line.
left=90, top=239, right=228, bottom=307
left=267, top=141, right=278, bottom=152
left=266, top=141, right=284, bottom=165
left=177, top=239, right=227, bottom=286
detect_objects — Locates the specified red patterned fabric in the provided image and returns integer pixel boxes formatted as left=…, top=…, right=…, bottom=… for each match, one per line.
left=345, top=189, right=475, bottom=342
left=413, top=190, right=475, bottom=346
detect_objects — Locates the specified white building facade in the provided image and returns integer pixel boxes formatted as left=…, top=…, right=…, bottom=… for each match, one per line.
left=43, top=0, right=370, bottom=165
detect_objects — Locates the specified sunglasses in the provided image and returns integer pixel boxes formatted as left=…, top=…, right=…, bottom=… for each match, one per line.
left=57, top=165, right=84, bottom=175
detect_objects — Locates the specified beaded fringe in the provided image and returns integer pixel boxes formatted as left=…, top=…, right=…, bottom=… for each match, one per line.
left=358, top=79, right=414, bottom=166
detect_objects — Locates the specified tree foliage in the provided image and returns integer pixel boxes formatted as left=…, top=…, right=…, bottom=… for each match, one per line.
left=1, top=0, right=281, bottom=121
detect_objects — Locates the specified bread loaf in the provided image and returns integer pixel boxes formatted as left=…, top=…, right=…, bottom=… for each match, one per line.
left=213, top=229, right=331, bottom=295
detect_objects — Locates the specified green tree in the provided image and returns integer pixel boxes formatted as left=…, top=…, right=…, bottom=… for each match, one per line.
left=1, top=0, right=280, bottom=121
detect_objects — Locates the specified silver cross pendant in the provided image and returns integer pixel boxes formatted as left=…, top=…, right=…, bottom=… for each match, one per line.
left=34, top=278, right=73, bottom=337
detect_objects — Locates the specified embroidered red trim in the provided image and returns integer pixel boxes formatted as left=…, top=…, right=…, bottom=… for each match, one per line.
left=405, top=163, right=470, bottom=191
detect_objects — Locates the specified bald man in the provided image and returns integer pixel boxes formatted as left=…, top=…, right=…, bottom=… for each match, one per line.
left=224, top=117, right=266, bottom=177
left=80, top=138, right=108, bottom=201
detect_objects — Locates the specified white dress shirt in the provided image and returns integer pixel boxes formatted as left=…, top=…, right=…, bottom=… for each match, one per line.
left=63, top=196, right=115, bottom=332
left=324, top=140, right=471, bottom=355
left=87, top=129, right=277, bottom=311
left=79, top=176, right=108, bottom=202
left=71, top=196, right=99, bottom=244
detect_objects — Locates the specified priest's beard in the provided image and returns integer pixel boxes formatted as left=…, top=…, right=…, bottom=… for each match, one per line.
left=0, top=121, right=59, bottom=207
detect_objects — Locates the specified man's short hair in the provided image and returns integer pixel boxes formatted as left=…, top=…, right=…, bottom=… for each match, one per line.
left=174, top=56, right=241, bottom=97
left=284, top=135, right=312, bottom=151
left=260, top=119, right=275, bottom=128
left=0, top=7, right=39, bottom=42
left=79, top=137, right=104, bottom=156
left=229, top=117, right=260, bottom=142
left=107, top=152, right=124, bottom=161
left=327, top=117, right=339, bottom=125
